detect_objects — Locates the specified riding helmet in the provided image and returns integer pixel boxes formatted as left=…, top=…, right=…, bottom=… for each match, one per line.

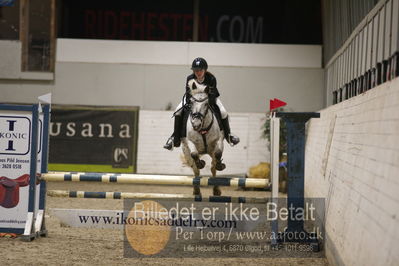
left=191, top=57, right=208, bottom=70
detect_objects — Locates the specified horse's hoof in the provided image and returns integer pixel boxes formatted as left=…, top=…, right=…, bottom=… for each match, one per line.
left=196, top=159, right=205, bottom=169
left=213, top=187, right=221, bottom=196
left=215, top=163, right=226, bottom=171
left=193, top=188, right=201, bottom=196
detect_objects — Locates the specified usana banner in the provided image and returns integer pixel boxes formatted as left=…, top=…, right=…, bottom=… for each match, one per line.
left=48, top=105, right=139, bottom=173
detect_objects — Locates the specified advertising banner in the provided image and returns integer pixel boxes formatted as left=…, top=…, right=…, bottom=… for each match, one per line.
left=48, top=105, right=139, bottom=173
left=0, top=105, right=40, bottom=234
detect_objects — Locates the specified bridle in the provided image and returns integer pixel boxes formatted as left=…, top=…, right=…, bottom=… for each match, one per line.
left=189, top=96, right=214, bottom=135
left=189, top=95, right=215, bottom=154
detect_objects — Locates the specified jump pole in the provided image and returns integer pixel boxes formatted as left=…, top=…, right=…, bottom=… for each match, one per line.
left=40, top=173, right=269, bottom=189
left=47, top=190, right=269, bottom=204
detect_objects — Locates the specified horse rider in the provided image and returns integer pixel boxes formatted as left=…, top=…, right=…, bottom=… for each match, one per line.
left=164, top=57, right=240, bottom=150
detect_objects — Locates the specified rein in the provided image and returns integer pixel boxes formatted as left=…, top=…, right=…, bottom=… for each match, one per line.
left=198, top=108, right=214, bottom=135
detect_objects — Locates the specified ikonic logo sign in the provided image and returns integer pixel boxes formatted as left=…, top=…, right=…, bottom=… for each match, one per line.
left=0, top=116, right=31, bottom=155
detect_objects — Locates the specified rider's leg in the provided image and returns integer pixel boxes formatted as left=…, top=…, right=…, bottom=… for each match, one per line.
left=164, top=102, right=184, bottom=150
left=216, top=98, right=240, bottom=145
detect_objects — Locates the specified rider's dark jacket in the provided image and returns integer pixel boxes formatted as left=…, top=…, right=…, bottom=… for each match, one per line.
left=179, top=71, right=223, bottom=134
left=185, top=72, right=220, bottom=105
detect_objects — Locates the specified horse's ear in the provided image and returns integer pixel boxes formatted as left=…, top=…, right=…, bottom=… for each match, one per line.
left=204, top=86, right=209, bottom=94
left=192, top=83, right=197, bottom=90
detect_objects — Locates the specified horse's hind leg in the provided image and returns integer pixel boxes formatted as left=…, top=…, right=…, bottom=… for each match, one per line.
left=212, top=137, right=225, bottom=196
left=214, top=147, right=225, bottom=171
left=211, top=154, right=222, bottom=196
left=193, top=187, right=201, bottom=195
left=210, top=164, right=220, bottom=196
left=212, top=180, right=221, bottom=196
left=191, top=160, right=201, bottom=196
left=191, top=154, right=202, bottom=196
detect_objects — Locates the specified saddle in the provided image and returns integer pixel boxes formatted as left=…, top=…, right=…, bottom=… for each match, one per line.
left=0, top=174, right=30, bottom=209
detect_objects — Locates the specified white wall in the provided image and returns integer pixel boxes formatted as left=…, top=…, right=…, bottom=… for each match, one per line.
left=0, top=40, right=21, bottom=79
left=304, top=78, right=399, bottom=266
left=137, top=111, right=269, bottom=175
left=48, top=62, right=323, bottom=113
left=0, top=39, right=324, bottom=113
left=57, top=39, right=322, bottom=68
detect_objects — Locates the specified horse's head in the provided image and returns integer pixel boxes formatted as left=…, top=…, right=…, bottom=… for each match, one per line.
left=189, top=93, right=209, bottom=131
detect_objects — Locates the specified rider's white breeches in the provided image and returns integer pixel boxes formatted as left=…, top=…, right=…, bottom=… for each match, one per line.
left=175, top=101, right=183, bottom=115
left=216, top=98, right=228, bottom=119
left=174, top=98, right=228, bottom=119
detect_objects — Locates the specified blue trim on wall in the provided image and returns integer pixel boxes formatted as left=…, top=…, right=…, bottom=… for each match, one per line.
left=0, top=104, right=34, bottom=112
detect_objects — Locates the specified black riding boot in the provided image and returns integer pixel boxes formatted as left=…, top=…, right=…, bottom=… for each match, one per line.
left=163, top=115, right=183, bottom=150
left=221, top=116, right=240, bottom=145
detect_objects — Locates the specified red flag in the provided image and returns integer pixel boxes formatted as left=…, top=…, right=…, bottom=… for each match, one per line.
left=269, top=98, right=287, bottom=111
left=269, top=99, right=274, bottom=111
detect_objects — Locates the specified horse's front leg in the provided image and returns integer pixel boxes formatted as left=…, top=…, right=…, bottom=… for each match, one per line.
left=186, top=139, right=204, bottom=196
left=182, top=139, right=200, bottom=196
left=187, top=139, right=205, bottom=170
left=214, top=134, right=225, bottom=171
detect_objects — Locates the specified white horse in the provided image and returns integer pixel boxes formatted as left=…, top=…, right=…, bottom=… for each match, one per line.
left=181, top=89, right=226, bottom=196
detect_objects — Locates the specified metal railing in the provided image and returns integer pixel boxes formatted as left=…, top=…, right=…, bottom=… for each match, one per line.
left=325, top=0, right=399, bottom=105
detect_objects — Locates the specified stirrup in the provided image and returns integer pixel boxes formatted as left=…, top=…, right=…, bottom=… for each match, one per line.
left=163, top=137, right=174, bottom=150
left=228, top=134, right=240, bottom=146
